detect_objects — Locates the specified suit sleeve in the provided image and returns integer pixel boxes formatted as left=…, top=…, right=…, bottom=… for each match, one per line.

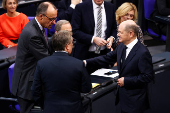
left=86, top=49, right=117, bottom=68
left=110, top=4, right=117, bottom=39
left=81, top=63, right=92, bottom=93
left=124, top=51, right=154, bottom=88
left=29, top=36, right=49, bottom=60
left=57, top=0, right=74, bottom=21
left=31, top=63, right=44, bottom=108
left=71, top=4, right=93, bottom=45
left=157, top=0, right=170, bottom=16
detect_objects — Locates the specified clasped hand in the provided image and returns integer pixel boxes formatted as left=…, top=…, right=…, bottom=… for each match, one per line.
left=93, top=37, right=114, bottom=49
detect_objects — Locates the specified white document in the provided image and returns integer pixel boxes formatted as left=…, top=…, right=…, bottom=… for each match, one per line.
left=91, top=68, right=119, bottom=78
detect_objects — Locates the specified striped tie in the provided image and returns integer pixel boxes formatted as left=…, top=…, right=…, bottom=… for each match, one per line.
left=42, top=29, right=48, bottom=45
left=95, top=6, right=102, bottom=54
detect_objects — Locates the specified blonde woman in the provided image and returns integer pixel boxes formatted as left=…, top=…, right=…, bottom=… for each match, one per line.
left=114, top=2, right=144, bottom=48
left=0, top=0, right=29, bottom=48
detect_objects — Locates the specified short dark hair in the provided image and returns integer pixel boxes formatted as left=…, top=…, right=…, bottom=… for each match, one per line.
left=124, top=24, right=139, bottom=36
left=55, top=20, right=70, bottom=32
left=36, top=2, right=56, bottom=16
left=52, top=30, right=72, bottom=51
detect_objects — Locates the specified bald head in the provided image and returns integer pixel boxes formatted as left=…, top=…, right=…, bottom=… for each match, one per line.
left=36, top=2, right=57, bottom=29
left=117, top=20, right=139, bottom=45
left=120, top=20, right=139, bottom=37
left=36, top=2, right=56, bottom=17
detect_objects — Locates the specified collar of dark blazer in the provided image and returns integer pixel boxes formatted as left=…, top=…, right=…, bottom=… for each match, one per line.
left=52, top=51, right=69, bottom=56
left=32, top=18, right=51, bottom=53
left=119, top=41, right=141, bottom=73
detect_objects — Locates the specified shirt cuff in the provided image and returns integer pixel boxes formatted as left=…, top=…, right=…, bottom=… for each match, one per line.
left=70, top=4, right=76, bottom=9
left=83, top=60, right=87, bottom=67
left=110, top=36, right=116, bottom=43
left=91, top=36, right=95, bottom=44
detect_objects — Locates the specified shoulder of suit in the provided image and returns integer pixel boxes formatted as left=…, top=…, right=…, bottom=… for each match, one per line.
left=104, top=1, right=114, bottom=7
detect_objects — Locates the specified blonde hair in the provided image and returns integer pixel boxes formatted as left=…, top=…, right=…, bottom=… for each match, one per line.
left=116, top=2, right=137, bottom=25
left=2, top=0, right=18, bottom=10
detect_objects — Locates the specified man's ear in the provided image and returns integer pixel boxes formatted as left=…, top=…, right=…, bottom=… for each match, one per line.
left=129, top=31, right=134, bottom=38
left=65, top=43, right=69, bottom=52
left=39, top=14, right=44, bottom=20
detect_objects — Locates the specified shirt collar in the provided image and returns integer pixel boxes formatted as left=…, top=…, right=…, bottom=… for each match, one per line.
left=92, top=0, right=104, bottom=9
left=35, top=17, right=43, bottom=31
left=126, top=37, right=138, bottom=49
left=55, top=51, right=68, bottom=53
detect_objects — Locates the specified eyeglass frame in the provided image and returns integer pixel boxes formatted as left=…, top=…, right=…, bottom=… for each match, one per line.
left=42, top=14, right=57, bottom=22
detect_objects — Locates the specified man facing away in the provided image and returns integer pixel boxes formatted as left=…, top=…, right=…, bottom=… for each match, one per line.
left=11, top=2, right=57, bottom=113
left=85, top=20, right=154, bottom=113
left=31, top=30, right=92, bottom=113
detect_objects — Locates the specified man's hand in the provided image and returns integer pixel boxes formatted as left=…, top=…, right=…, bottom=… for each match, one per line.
left=117, top=77, right=124, bottom=87
left=93, top=37, right=108, bottom=46
left=106, top=37, right=114, bottom=49
left=71, top=0, right=81, bottom=6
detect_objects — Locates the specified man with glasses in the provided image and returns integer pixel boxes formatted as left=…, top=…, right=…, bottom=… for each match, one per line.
left=11, top=2, right=57, bottom=113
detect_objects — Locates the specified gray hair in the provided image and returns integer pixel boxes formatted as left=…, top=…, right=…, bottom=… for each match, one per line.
left=55, top=20, right=70, bottom=32
left=52, top=30, right=72, bottom=51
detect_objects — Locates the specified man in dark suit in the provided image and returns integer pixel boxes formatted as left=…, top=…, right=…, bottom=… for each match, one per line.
left=71, top=0, right=117, bottom=60
left=85, top=20, right=154, bottom=113
left=31, top=30, right=92, bottom=113
left=11, top=2, right=57, bottom=113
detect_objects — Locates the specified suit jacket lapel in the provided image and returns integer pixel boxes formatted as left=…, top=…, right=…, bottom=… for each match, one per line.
left=117, top=44, right=124, bottom=73
left=87, top=1, right=95, bottom=29
left=104, top=2, right=110, bottom=36
left=33, top=18, right=49, bottom=50
left=121, top=41, right=140, bottom=71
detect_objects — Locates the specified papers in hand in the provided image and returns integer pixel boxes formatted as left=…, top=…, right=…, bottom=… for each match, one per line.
left=91, top=68, right=119, bottom=78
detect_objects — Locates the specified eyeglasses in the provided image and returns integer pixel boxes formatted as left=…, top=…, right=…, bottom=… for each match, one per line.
left=43, top=14, right=57, bottom=22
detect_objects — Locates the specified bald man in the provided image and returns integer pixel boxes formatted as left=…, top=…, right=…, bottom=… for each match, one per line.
left=11, top=2, right=57, bottom=113
left=85, top=20, right=154, bottom=113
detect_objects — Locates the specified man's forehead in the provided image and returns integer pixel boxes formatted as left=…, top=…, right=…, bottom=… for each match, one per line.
left=61, top=24, right=72, bottom=29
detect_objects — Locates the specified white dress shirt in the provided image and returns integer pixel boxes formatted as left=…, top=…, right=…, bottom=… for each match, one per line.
left=125, top=38, right=138, bottom=59
left=89, top=0, right=107, bottom=52
left=70, top=0, right=83, bottom=9
left=35, top=17, right=43, bottom=33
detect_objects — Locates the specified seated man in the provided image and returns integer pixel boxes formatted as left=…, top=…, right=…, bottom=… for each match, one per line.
left=31, top=30, right=92, bottom=113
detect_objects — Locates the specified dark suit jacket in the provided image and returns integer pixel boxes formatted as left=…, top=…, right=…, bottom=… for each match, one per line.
left=56, top=0, right=89, bottom=21
left=31, top=52, right=92, bottom=113
left=71, top=0, right=117, bottom=60
left=86, top=41, right=154, bottom=113
left=11, top=18, right=51, bottom=100
left=56, top=0, right=74, bottom=21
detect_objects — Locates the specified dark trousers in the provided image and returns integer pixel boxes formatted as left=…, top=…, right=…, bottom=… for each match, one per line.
left=17, top=97, right=34, bottom=113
